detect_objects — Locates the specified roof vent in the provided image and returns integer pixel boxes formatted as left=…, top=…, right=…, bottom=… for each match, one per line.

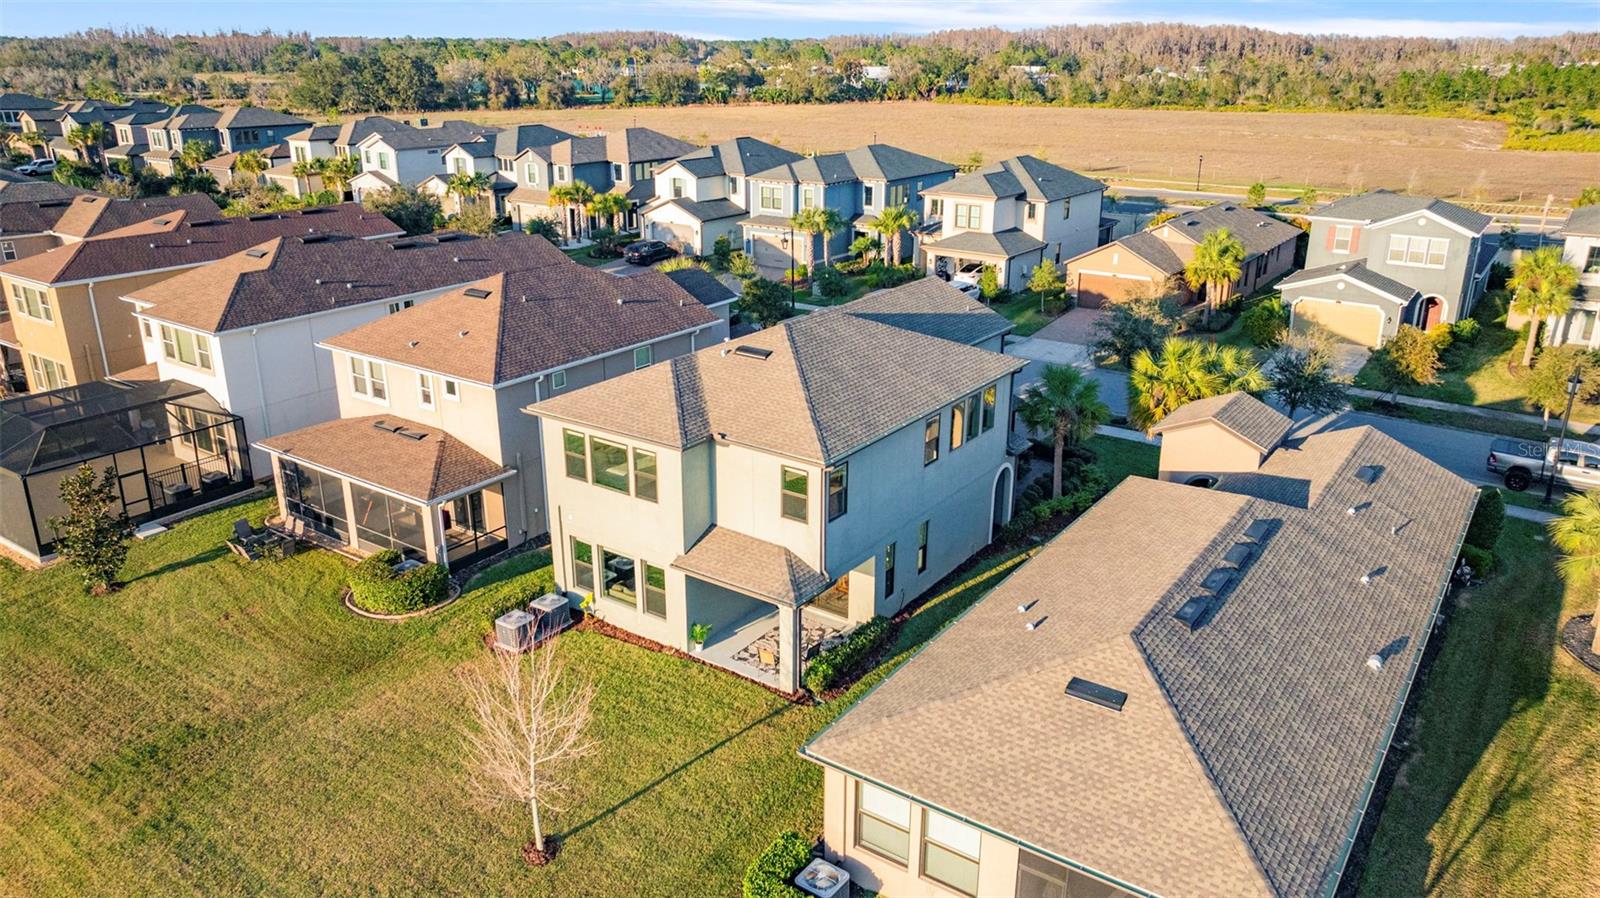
left=244, top=248, right=269, bottom=259
left=314, top=278, right=323, bottom=285
left=1065, top=677, right=1126, bottom=712
left=1025, top=616, right=1046, bottom=631
left=733, top=345, right=773, bottom=360
left=1222, top=542, right=1258, bottom=566
left=1366, top=653, right=1385, bottom=672
left=435, top=232, right=464, bottom=243
left=1174, top=596, right=1212, bottom=631
left=1242, top=519, right=1277, bottom=540
left=453, top=256, right=461, bottom=263
left=299, top=207, right=329, bottom=216
left=1200, top=569, right=1236, bottom=593
left=408, top=340, right=419, bottom=348
left=1221, top=204, right=1236, bottom=212
left=299, top=234, right=329, bottom=244
left=458, top=330, right=469, bottom=338
left=153, top=217, right=171, bottom=226
left=1355, top=464, right=1383, bottom=484
left=388, top=240, right=416, bottom=250
left=185, top=238, right=193, bottom=245
left=463, top=287, right=492, bottom=299
left=346, top=282, right=355, bottom=289
left=148, top=242, right=156, bottom=248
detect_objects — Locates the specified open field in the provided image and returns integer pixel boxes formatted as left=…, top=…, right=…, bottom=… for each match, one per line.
left=356, top=102, right=1600, bottom=202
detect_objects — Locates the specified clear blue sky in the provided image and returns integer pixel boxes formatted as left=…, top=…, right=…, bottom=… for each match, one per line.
left=1, top=0, right=1593, bottom=40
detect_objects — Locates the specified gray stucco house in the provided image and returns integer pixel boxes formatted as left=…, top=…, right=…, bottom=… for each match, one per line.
left=1281, top=190, right=1494, bottom=347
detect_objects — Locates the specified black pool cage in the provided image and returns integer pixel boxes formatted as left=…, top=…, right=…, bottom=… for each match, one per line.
left=0, top=378, right=252, bottom=560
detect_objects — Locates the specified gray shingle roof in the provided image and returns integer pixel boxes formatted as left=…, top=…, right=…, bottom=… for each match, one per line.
left=1162, top=203, right=1304, bottom=257
left=672, top=526, right=831, bottom=606
left=367, top=120, right=498, bottom=151
left=1150, top=392, right=1293, bottom=452
left=1561, top=205, right=1600, bottom=238
left=1279, top=260, right=1421, bottom=305
left=257, top=414, right=507, bottom=502
left=923, top=228, right=1046, bottom=258
left=663, top=268, right=737, bottom=307
left=492, top=123, right=572, bottom=158
left=751, top=143, right=955, bottom=186
left=1116, top=229, right=1186, bottom=274
left=1312, top=189, right=1491, bottom=233
left=668, top=136, right=803, bottom=179
left=0, top=180, right=90, bottom=207
left=805, top=423, right=1478, bottom=898
left=827, top=278, right=1012, bottom=346
left=215, top=106, right=310, bottom=130
left=0, top=92, right=60, bottom=112
left=655, top=197, right=746, bottom=222
left=927, top=155, right=1103, bottom=202
left=604, top=127, right=698, bottom=164
left=531, top=308, right=1024, bottom=464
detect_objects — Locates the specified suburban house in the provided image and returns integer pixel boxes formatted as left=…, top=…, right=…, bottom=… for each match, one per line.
left=917, top=155, right=1107, bottom=293
left=528, top=280, right=1024, bottom=693
left=1063, top=202, right=1303, bottom=308
left=102, top=107, right=180, bottom=171
left=603, top=127, right=702, bottom=231
left=256, top=261, right=730, bottom=569
left=1528, top=205, right=1600, bottom=349
left=0, top=173, right=89, bottom=206
left=738, top=144, right=957, bottom=276
left=428, top=123, right=575, bottom=218
left=1279, top=190, right=1495, bottom=347
left=0, top=92, right=59, bottom=130
left=121, top=230, right=569, bottom=468
left=348, top=120, right=499, bottom=201
left=640, top=136, right=804, bottom=256
left=140, top=106, right=224, bottom=175
left=802, top=392, right=1477, bottom=898
left=0, top=203, right=400, bottom=392
left=284, top=116, right=409, bottom=167
left=0, top=192, right=221, bottom=264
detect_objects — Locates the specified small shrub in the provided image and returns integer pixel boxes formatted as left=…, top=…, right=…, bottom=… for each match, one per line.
left=1427, top=324, right=1454, bottom=354
left=1452, top=318, right=1482, bottom=343
left=1241, top=297, right=1289, bottom=347
left=690, top=622, right=712, bottom=645
left=1458, top=544, right=1499, bottom=579
left=349, top=549, right=448, bottom=614
left=742, top=831, right=811, bottom=898
left=803, top=616, right=892, bottom=694
left=977, top=263, right=1004, bottom=301
left=1465, top=488, right=1505, bottom=551
left=728, top=250, right=757, bottom=280
left=711, top=233, right=733, bottom=271
left=812, top=265, right=849, bottom=299
left=862, top=263, right=918, bottom=290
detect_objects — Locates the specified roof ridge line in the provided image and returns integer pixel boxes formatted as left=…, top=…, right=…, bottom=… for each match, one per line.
left=781, top=321, right=837, bottom=463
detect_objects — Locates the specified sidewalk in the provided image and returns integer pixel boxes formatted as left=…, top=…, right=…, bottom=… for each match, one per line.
left=1348, top=387, right=1600, bottom=439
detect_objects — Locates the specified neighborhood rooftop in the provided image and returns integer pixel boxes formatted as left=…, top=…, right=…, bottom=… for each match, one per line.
left=256, top=414, right=508, bottom=503
left=1278, top=259, right=1422, bottom=304
left=926, top=154, right=1103, bottom=201
left=1310, top=188, right=1493, bottom=233
left=667, top=136, right=804, bottom=179
left=819, top=278, right=1013, bottom=346
left=1150, top=391, right=1294, bottom=452
left=805, top=413, right=1478, bottom=898
left=1562, top=204, right=1600, bottom=238
left=530, top=307, right=1025, bottom=464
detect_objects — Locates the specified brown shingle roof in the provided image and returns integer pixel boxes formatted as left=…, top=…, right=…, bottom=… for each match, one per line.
left=1150, top=392, right=1293, bottom=452
left=0, top=203, right=401, bottom=285
left=672, top=526, right=831, bottom=606
left=50, top=193, right=222, bottom=240
left=257, top=414, right=507, bottom=502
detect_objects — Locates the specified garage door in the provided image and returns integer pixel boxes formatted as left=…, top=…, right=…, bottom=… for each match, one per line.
left=1292, top=298, right=1383, bottom=347
left=1075, top=273, right=1147, bottom=309
left=651, top=220, right=694, bottom=249
left=749, top=232, right=791, bottom=274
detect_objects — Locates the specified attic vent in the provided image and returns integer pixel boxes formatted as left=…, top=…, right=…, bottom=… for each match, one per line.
left=1256, top=220, right=1269, bottom=227
left=1222, top=542, right=1258, bottom=566
left=1221, top=204, right=1236, bottom=212
left=732, top=345, right=773, bottom=360
left=1200, top=569, right=1237, bottom=593
left=1174, top=596, right=1213, bottom=631
left=372, top=420, right=428, bottom=440
left=188, top=219, right=221, bottom=228
left=463, top=288, right=492, bottom=299
left=299, top=234, right=329, bottom=244
left=1242, top=519, right=1278, bottom=541
left=299, top=207, right=330, bottom=215
left=408, top=340, right=420, bottom=348
left=1355, top=464, right=1383, bottom=485
left=38, top=199, right=71, bottom=208
left=434, top=232, right=464, bottom=242
left=153, top=218, right=171, bottom=226
left=244, top=248, right=269, bottom=259
left=388, top=240, right=417, bottom=250
left=247, top=213, right=274, bottom=221
left=1065, top=677, right=1126, bottom=712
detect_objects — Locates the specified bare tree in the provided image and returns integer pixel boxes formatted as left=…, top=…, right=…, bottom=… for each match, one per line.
left=461, top=632, right=597, bottom=864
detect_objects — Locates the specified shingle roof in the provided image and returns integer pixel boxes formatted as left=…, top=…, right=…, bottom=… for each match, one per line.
left=257, top=415, right=508, bottom=502
left=672, top=526, right=831, bottom=606
left=922, top=228, right=1046, bottom=258
left=806, top=424, right=1478, bottom=898
left=48, top=193, right=222, bottom=240
left=1312, top=189, right=1492, bottom=233
left=491, top=123, right=572, bottom=158
left=531, top=309, right=1024, bottom=464
left=1149, top=392, right=1293, bottom=452
left=0, top=179, right=91, bottom=207
left=1115, top=229, right=1186, bottom=274
left=335, top=115, right=408, bottom=149
left=550, top=135, right=609, bottom=166
left=322, top=263, right=720, bottom=385
left=1561, top=205, right=1600, bottom=238
left=662, top=267, right=737, bottom=307
left=668, top=136, right=803, bottom=179
left=654, top=197, right=746, bottom=222
left=826, top=278, right=1012, bottom=346
left=287, top=123, right=343, bottom=142
left=0, top=203, right=401, bottom=285
left=0, top=92, right=60, bottom=112
left=604, top=127, right=698, bottom=164
left=127, top=230, right=568, bottom=334
left=926, top=155, right=1103, bottom=202
left=1279, top=260, right=1421, bottom=305
left=364, top=120, right=498, bottom=151
left=214, top=106, right=310, bottom=130
left=1160, top=204, right=1303, bottom=257
left=842, top=143, right=957, bottom=183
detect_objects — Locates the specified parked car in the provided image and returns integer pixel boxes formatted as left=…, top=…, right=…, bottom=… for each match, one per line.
left=1486, top=436, right=1600, bottom=492
left=623, top=240, right=677, bottom=266
left=14, top=159, right=55, bottom=176
left=937, top=260, right=987, bottom=293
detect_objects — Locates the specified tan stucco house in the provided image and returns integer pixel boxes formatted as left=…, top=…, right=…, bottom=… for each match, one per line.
left=528, top=279, right=1023, bottom=693
left=803, top=392, right=1477, bottom=898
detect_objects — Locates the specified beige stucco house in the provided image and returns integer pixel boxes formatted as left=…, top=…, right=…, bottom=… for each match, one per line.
left=528, top=280, right=1023, bottom=693
left=803, top=392, right=1477, bottom=898
left=255, top=262, right=729, bottom=570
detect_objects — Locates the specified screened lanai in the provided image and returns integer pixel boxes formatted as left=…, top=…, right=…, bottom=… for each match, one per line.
left=0, top=378, right=252, bottom=561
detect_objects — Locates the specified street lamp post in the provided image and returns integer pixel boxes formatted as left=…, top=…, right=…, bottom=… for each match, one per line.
left=784, top=226, right=796, bottom=311
left=1544, top=369, right=1585, bottom=504
left=1195, top=154, right=1204, bottom=192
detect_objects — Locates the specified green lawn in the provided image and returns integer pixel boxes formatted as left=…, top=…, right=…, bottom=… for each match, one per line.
left=1085, top=433, right=1160, bottom=487
left=561, top=245, right=615, bottom=267
left=1356, top=518, right=1600, bottom=898
left=992, top=290, right=1059, bottom=337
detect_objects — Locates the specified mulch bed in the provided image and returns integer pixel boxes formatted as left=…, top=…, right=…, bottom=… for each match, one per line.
left=341, top=582, right=462, bottom=621
left=1559, top=615, right=1600, bottom=674
left=522, top=836, right=559, bottom=867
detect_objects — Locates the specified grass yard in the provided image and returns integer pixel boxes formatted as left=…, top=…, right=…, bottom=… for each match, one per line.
left=1355, top=518, right=1600, bottom=897
left=992, top=290, right=1059, bottom=337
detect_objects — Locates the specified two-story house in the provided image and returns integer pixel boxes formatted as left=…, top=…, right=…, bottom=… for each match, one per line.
left=140, top=106, right=223, bottom=175
left=1064, top=202, right=1303, bottom=307
left=0, top=92, right=59, bottom=130
left=0, top=192, right=221, bottom=265
left=255, top=263, right=729, bottom=569
left=918, top=155, right=1107, bottom=293
left=528, top=280, right=1024, bottom=693
left=603, top=127, right=701, bottom=232
left=347, top=120, right=499, bottom=201
left=101, top=108, right=179, bottom=172
left=640, top=136, right=804, bottom=256
left=0, top=203, right=400, bottom=392
left=1279, top=190, right=1495, bottom=347
left=427, top=124, right=574, bottom=218
left=1531, top=205, right=1600, bottom=349
left=802, top=392, right=1477, bottom=898
left=738, top=144, right=957, bottom=276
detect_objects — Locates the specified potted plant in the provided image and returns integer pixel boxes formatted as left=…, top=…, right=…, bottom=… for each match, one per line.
left=689, top=622, right=711, bottom=653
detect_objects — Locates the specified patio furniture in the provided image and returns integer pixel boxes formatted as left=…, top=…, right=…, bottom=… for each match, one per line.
left=227, top=518, right=295, bottom=562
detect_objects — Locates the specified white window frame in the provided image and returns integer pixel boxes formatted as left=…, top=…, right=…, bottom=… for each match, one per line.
left=442, top=378, right=460, bottom=401
left=855, top=781, right=911, bottom=865
left=550, top=369, right=567, bottom=390
left=158, top=324, right=213, bottom=372
left=954, top=204, right=981, bottom=230
left=1387, top=234, right=1449, bottom=269
left=555, top=164, right=567, bottom=182
left=10, top=283, right=53, bottom=322
left=387, top=299, right=415, bottom=314
left=671, top=177, right=685, bottom=198
left=863, top=184, right=876, bottom=207
left=26, top=352, right=68, bottom=390
left=349, top=355, right=388, bottom=404
left=417, top=372, right=435, bottom=409
left=1331, top=224, right=1355, bottom=254
left=920, top=809, right=982, bottom=897
left=633, top=345, right=653, bottom=369
left=1, top=241, right=15, bottom=262
left=759, top=184, right=782, bottom=211
left=525, top=162, right=539, bottom=185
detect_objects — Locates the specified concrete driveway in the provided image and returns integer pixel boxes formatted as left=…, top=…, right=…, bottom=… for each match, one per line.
left=1030, top=306, right=1107, bottom=346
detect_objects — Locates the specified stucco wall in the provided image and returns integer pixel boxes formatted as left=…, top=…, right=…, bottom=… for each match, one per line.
left=1157, top=424, right=1265, bottom=484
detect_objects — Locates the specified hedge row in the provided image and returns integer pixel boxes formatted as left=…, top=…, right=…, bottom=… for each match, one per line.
left=803, top=615, right=892, bottom=695
left=742, top=830, right=811, bottom=898
left=348, top=549, right=449, bottom=614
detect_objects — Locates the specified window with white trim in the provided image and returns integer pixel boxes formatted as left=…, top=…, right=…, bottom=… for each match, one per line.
left=141, top=319, right=152, bottom=338
left=350, top=356, right=387, bottom=401
left=442, top=378, right=460, bottom=400
left=387, top=299, right=414, bottom=314
left=26, top=352, right=68, bottom=390
left=1331, top=224, right=1354, bottom=254
left=855, top=782, right=910, bottom=864
left=863, top=184, right=876, bottom=207
left=525, top=162, right=539, bottom=185
left=555, top=164, right=567, bottom=182
left=550, top=369, right=567, bottom=390
left=1, top=241, right=14, bottom=262
left=633, top=346, right=653, bottom=369
left=10, top=283, right=52, bottom=322
left=671, top=177, right=685, bottom=198
left=921, top=809, right=981, bottom=897
left=159, top=324, right=212, bottom=371
left=928, top=198, right=944, bottom=218
left=954, top=204, right=981, bottom=229
left=1386, top=234, right=1450, bottom=269
left=759, top=185, right=782, bottom=211
left=417, top=372, right=435, bottom=408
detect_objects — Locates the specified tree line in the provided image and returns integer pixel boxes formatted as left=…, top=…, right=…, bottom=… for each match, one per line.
left=0, top=25, right=1596, bottom=124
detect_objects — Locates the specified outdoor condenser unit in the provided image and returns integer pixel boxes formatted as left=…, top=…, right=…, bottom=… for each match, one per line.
left=494, top=609, right=536, bottom=653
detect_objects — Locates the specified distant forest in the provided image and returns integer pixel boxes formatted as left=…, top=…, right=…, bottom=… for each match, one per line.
left=2, top=25, right=1597, bottom=133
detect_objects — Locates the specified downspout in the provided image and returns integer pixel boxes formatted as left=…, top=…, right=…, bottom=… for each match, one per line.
left=251, top=329, right=271, bottom=441
left=85, top=281, right=110, bottom=380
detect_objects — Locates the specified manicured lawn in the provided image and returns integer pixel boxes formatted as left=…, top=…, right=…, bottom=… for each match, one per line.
left=1348, top=395, right=1552, bottom=443
left=992, top=290, right=1059, bottom=337
left=562, top=245, right=616, bottom=267
left=1355, top=518, right=1600, bottom=898
left=1085, top=433, right=1160, bottom=487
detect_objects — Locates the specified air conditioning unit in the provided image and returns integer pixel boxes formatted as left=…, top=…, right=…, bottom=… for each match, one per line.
left=529, top=593, right=571, bottom=641
left=494, top=609, right=537, bottom=653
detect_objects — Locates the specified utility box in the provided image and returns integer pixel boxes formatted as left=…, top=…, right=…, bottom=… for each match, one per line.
left=494, top=609, right=537, bottom=653
left=529, top=593, right=571, bottom=641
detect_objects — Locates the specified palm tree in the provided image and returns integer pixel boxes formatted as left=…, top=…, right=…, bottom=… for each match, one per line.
left=316, top=156, right=357, bottom=199
left=565, top=180, right=596, bottom=240
left=67, top=122, right=108, bottom=175
left=234, top=149, right=268, bottom=187
left=290, top=160, right=319, bottom=196
left=446, top=170, right=492, bottom=214
left=791, top=206, right=845, bottom=270
left=1015, top=364, right=1110, bottom=499
left=588, top=190, right=629, bottom=233
left=1128, top=337, right=1268, bottom=432
left=177, top=139, right=217, bottom=171
left=547, top=183, right=580, bottom=244
left=1184, top=228, right=1247, bottom=327
left=1510, top=246, right=1581, bottom=368
left=868, top=204, right=918, bottom=266
left=1549, top=490, right=1600, bottom=654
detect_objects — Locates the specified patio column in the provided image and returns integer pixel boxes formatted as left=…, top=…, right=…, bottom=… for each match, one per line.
left=777, top=604, right=802, bottom=694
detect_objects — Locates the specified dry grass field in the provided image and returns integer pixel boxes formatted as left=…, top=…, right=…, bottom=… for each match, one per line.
left=360, top=102, right=1600, bottom=203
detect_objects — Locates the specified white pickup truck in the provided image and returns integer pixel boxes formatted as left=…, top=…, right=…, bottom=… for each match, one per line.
left=1486, top=436, right=1600, bottom=492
